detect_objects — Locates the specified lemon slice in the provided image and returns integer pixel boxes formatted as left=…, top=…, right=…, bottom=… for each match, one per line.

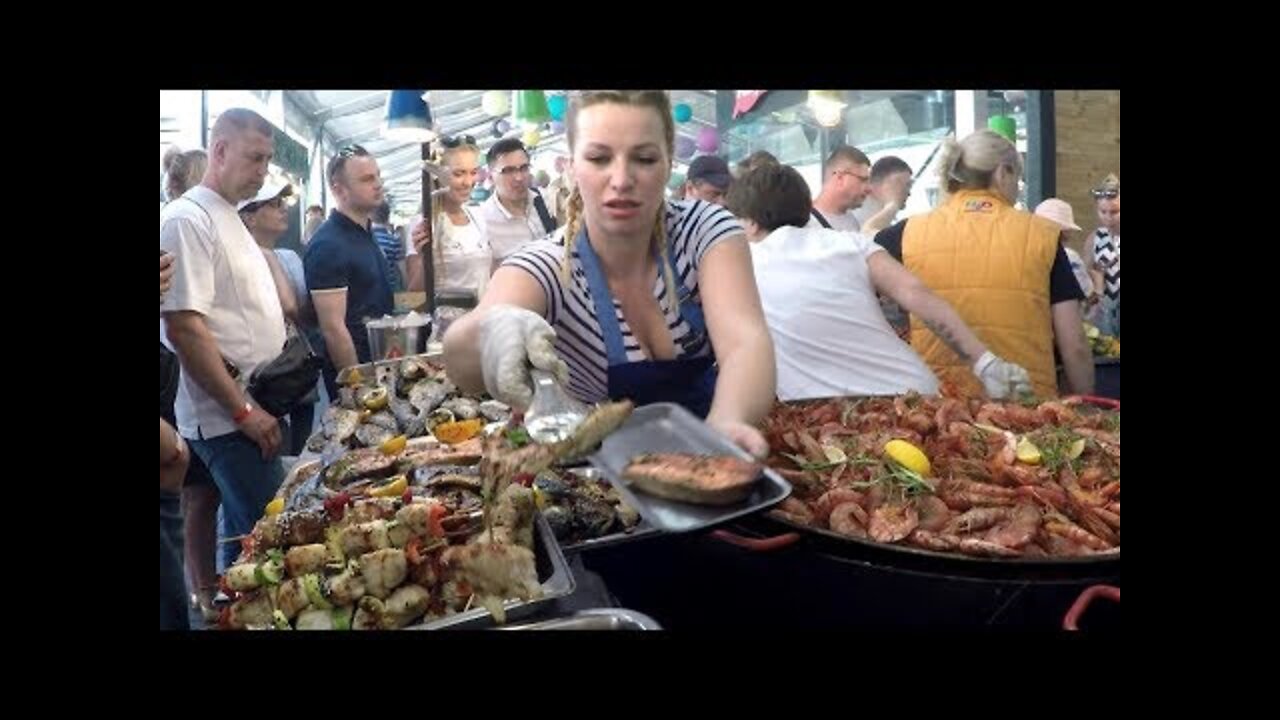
left=264, top=497, right=285, bottom=516
left=369, top=475, right=408, bottom=498
left=363, top=386, right=389, bottom=411
left=1015, top=436, right=1043, bottom=465
left=379, top=434, right=408, bottom=455
left=1067, top=438, right=1086, bottom=460
left=822, top=445, right=848, bottom=464
left=884, top=439, right=931, bottom=475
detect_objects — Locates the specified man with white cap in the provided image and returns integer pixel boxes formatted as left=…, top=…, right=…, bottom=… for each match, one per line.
left=239, top=181, right=318, bottom=455
left=1034, top=198, right=1099, bottom=315
left=161, top=108, right=288, bottom=571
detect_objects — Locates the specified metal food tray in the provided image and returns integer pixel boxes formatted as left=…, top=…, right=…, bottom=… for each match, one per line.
left=588, top=403, right=792, bottom=534
left=405, top=512, right=577, bottom=630
left=553, top=467, right=664, bottom=553
left=500, top=608, right=663, bottom=631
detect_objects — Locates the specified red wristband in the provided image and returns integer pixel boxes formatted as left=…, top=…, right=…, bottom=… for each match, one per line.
left=232, top=402, right=253, bottom=424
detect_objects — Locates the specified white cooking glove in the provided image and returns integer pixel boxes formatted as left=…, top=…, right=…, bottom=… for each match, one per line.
left=973, top=351, right=1033, bottom=400
left=478, top=304, right=568, bottom=409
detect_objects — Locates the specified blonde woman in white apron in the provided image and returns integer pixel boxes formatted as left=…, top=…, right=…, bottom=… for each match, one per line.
left=407, top=135, right=493, bottom=309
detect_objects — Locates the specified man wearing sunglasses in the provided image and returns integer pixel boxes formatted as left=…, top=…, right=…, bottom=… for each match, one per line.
left=304, top=145, right=395, bottom=396
left=680, top=155, right=733, bottom=206
left=238, top=181, right=318, bottom=456
left=808, top=145, right=873, bottom=233
left=479, top=138, right=559, bottom=264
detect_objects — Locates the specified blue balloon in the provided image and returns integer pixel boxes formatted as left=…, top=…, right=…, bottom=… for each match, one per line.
left=673, top=103, right=693, bottom=123
left=547, top=94, right=568, bottom=121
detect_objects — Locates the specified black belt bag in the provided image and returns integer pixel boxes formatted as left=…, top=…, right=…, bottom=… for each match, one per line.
left=226, top=324, right=322, bottom=418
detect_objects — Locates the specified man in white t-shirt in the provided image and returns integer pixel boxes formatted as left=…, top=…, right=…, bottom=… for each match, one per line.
left=727, top=163, right=1031, bottom=401
left=807, top=145, right=873, bottom=232
left=478, top=138, right=559, bottom=265
left=160, top=108, right=289, bottom=569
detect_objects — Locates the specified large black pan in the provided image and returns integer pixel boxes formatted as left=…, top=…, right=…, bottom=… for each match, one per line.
left=710, top=394, right=1120, bottom=584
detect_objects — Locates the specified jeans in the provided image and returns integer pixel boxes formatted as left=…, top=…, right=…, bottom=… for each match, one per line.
left=287, top=402, right=316, bottom=457
left=159, top=490, right=189, bottom=630
left=189, top=426, right=285, bottom=570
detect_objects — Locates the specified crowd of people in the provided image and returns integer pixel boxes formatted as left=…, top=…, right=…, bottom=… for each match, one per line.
left=160, top=94, right=1119, bottom=629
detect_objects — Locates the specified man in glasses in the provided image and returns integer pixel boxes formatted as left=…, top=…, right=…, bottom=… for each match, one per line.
left=479, top=138, right=559, bottom=264
left=808, top=145, right=873, bottom=233
left=304, top=144, right=395, bottom=396
left=160, top=108, right=289, bottom=575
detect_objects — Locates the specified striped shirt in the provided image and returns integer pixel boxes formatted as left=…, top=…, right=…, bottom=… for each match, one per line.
left=1090, top=228, right=1120, bottom=301
left=372, top=224, right=404, bottom=292
left=503, top=199, right=743, bottom=403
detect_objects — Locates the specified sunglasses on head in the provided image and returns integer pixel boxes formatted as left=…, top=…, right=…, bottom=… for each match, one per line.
left=329, top=144, right=372, bottom=184
left=336, top=144, right=369, bottom=159
left=1091, top=188, right=1119, bottom=199
left=441, top=135, right=476, bottom=148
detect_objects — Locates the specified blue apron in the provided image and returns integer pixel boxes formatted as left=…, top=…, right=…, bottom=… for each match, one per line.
left=575, top=229, right=718, bottom=418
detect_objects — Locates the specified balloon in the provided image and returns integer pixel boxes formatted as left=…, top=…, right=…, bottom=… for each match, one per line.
left=481, top=90, right=509, bottom=117
left=667, top=172, right=686, bottom=190
left=549, top=120, right=565, bottom=134
left=696, top=127, right=719, bottom=153
left=547, top=94, right=568, bottom=121
left=673, top=103, right=693, bottom=123
left=535, top=170, right=551, bottom=188
left=495, top=118, right=511, bottom=134
left=522, top=129, right=541, bottom=147
left=675, top=135, right=697, bottom=160
left=470, top=187, right=491, bottom=202
left=476, top=166, right=489, bottom=183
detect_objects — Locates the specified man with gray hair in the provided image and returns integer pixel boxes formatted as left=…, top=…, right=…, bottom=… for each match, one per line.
left=161, top=108, right=289, bottom=570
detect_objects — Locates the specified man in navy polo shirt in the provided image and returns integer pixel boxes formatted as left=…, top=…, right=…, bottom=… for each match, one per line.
left=304, top=144, right=395, bottom=396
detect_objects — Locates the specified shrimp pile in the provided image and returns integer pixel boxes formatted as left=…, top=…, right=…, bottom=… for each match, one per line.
left=763, top=394, right=1120, bottom=559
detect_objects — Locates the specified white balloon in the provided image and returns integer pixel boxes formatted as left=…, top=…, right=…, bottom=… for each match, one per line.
left=482, top=90, right=510, bottom=117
